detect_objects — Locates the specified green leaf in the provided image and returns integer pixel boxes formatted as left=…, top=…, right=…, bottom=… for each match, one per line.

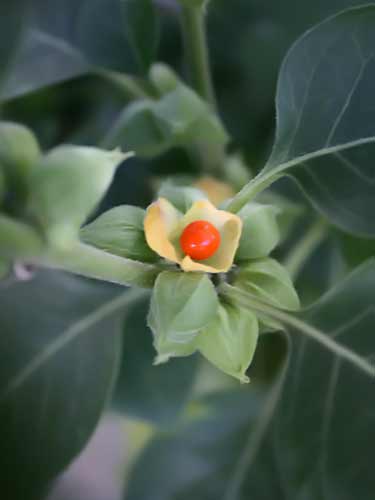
left=270, top=259, right=375, bottom=499
left=122, top=0, right=160, bottom=74
left=0, top=214, right=44, bottom=259
left=0, top=122, right=40, bottom=203
left=105, top=70, right=229, bottom=157
left=80, top=205, right=158, bottom=263
left=228, top=5, right=375, bottom=237
left=197, top=302, right=259, bottom=383
left=236, top=203, right=280, bottom=260
left=0, top=270, right=126, bottom=498
left=114, top=296, right=199, bottom=426
left=125, top=260, right=375, bottom=500
left=0, top=0, right=30, bottom=90
left=0, top=0, right=137, bottom=100
left=104, top=100, right=173, bottom=158
left=124, top=332, right=290, bottom=500
left=158, top=183, right=207, bottom=213
left=148, top=271, right=219, bottom=363
left=28, top=146, right=130, bottom=247
left=234, top=258, right=300, bottom=311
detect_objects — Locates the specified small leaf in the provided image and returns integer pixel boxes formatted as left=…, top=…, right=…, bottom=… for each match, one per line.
left=148, top=271, right=219, bottom=362
left=234, top=258, right=300, bottom=311
left=28, top=146, right=131, bottom=248
left=158, top=183, right=207, bottom=213
left=80, top=205, right=158, bottom=262
left=122, top=0, right=160, bottom=73
left=236, top=203, right=280, bottom=260
left=197, top=302, right=259, bottom=382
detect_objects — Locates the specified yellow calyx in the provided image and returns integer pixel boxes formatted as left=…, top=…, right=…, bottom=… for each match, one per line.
left=144, top=198, right=242, bottom=273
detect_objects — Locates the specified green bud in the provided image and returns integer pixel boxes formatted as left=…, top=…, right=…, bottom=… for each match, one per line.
left=0, top=214, right=44, bottom=259
left=234, top=258, right=300, bottom=311
left=28, top=146, right=131, bottom=248
left=148, top=270, right=219, bottom=363
left=0, top=122, right=40, bottom=201
left=158, top=183, right=207, bottom=213
left=236, top=203, right=280, bottom=261
left=80, top=205, right=158, bottom=262
left=149, top=63, right=179, bottom=95
left=197, top=302, right=259, bottom=383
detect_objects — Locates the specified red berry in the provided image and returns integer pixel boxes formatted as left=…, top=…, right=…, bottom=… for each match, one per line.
left=180, top=220, right=221, bottom=261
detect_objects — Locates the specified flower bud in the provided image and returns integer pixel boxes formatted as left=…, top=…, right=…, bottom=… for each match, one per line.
left=0, top=214, right=44, bottom=259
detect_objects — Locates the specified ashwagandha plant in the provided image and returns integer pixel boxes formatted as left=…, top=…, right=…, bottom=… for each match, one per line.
left=0, top=0, right=375, bottom=499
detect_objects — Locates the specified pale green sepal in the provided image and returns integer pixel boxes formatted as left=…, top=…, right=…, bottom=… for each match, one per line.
left=197, top=302, right=259, bottom=383
left=80, top=205, right=158, bottom=263
left=28, top=146, right=131, bottom=248
left=148, top=271, right=219, bottom=361
left=236, top=203, right=280, bottom=261
left=235, top=258, right=300, bottom=311
left=158, top=183, right=207, bottom=213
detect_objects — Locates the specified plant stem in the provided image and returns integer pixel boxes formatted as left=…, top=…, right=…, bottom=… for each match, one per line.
left=284, top=220, right=328, bottom=280
left=34, top=242, right=162, bottom=289
left=180, top=4, right=216, bottom=108
left=95, top=68, right=150, bottom=100
left=220, top=284, right=375, bottom=378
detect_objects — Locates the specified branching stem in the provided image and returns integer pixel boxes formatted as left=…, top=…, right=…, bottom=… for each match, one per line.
left=220, top=283, right=375, bottom=378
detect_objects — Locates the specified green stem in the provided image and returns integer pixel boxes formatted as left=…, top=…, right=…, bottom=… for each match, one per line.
left=34, top=242, right=161, bottom=289
left=284, top=220, right=328, bottom=280
left=180, top=4, right=216, bottom=108
left=220, top=284, right=375, bottom=378
left=95, top=68, right=150, bottom=100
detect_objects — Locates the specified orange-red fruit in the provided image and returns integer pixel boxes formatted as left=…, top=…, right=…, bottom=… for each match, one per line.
left=180, top=220, right=221, bottom=261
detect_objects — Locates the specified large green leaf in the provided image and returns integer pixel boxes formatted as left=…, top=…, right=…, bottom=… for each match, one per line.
left=228, top=6, right=375, bottom=236
left=0, top=0, right=139, bottom=100
left=0, top=270, right=130, bottom=499
left=0, top=1, right=30, bottom=89
left=124, top=332, right=289, bottom=500
left=114, top=296, right=199, bottom=426
left=122, top=0, right=160, bottom=74
left=125, top=260, right=375, bottom=499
